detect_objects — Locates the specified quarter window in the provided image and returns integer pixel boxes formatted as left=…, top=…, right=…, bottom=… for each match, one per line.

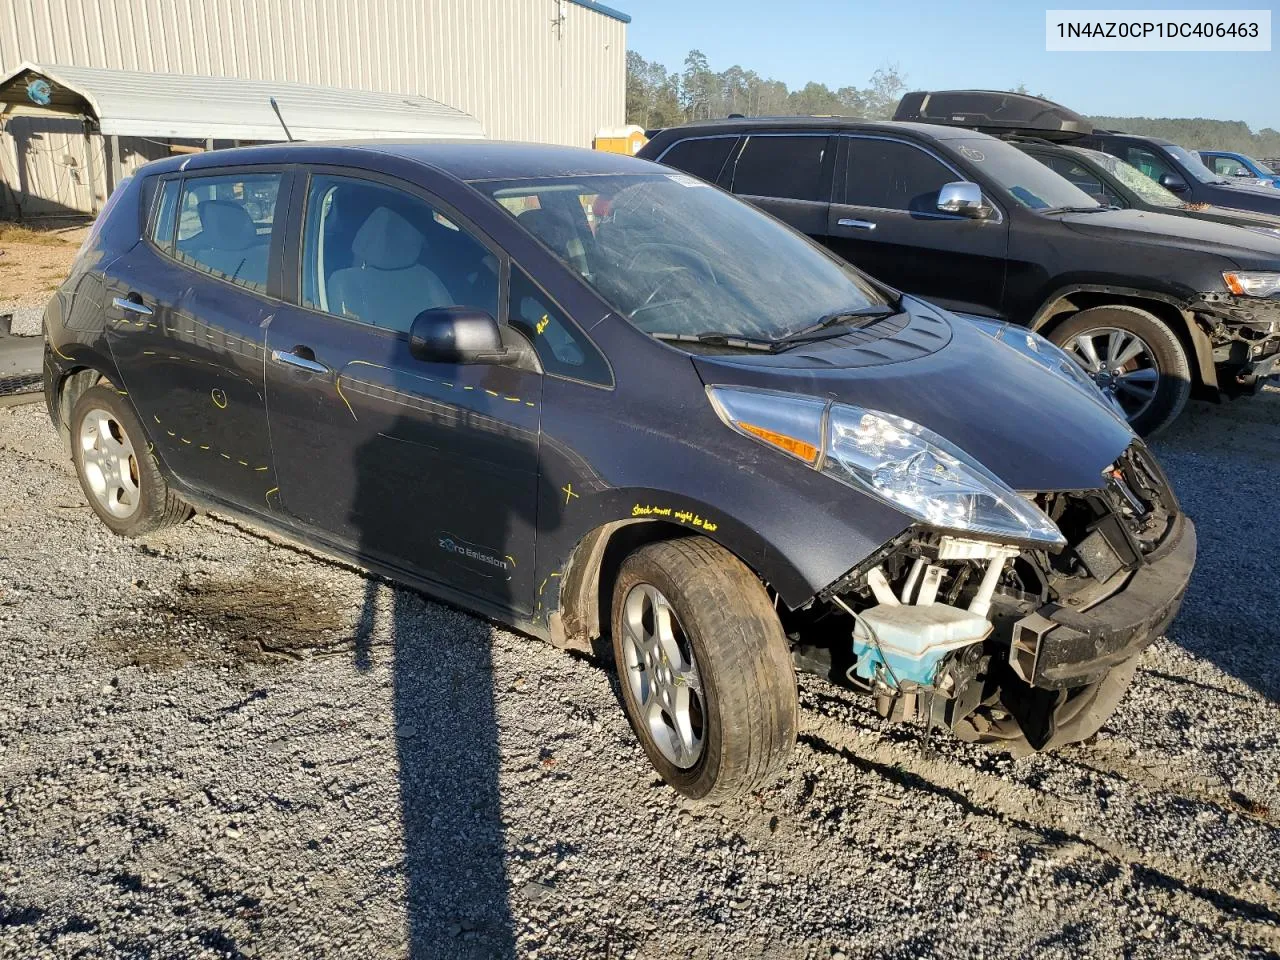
left=659, top=137, right=738, bottom=184
left=508, top=267, right=610, bottom=385
left=731, top=136, right=828, bottom=202
left=173, top=173, right=281, bottom=292
left=149, top=178, right=180, bottom=254
left=842, top=138, right=955, bottom=212
left=300, top=174, right=499, bottom=333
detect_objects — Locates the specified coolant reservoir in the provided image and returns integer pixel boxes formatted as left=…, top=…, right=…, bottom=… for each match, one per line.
left=852, top=603, right=993, bottom=688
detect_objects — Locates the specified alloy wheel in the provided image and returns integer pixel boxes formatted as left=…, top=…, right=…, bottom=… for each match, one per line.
left=1061, top=326, right=1161, bottom=422
left=79, top=408, right=141, bottom=520
left=621, top=583, right=705, bottom=768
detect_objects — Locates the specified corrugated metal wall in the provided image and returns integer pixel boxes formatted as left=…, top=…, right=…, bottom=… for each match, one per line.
left=1, top=0, right=626, bottom=216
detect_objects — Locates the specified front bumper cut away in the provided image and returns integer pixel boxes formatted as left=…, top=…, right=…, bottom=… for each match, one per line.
left=1010, top=515, right=1197, bottom=690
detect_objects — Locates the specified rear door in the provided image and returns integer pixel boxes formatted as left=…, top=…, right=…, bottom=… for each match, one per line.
left=104, top=167, right=288, bottom=510
left=825, top=135, right=1009, bottom=315
left=263, top=167, right=543, bottom=612
left=726, top=133, right=834, bottom=238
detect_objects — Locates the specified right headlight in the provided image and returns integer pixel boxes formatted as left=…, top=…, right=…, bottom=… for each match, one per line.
left=1223, top=270, right=1280, bottom=299
left=707, top=387, right=1067, bottom=548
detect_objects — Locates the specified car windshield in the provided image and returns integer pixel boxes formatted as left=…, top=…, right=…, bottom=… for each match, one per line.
left=1071, top=147, right=1183, bottom=208
left=474, top=173, right=887, bottom=341
left=1240, top=155, right=1274, bottom=176
left=951, top=138, right=1099, bottom=211
left=1167, top=145, right=1224, bottom=183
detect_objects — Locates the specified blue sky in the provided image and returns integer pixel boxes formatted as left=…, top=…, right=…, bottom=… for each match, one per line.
left=624, top=0, right=1279, bottom=131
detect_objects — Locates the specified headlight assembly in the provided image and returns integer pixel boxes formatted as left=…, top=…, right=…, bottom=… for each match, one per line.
left=1223, top=270, right=1280, bottom=299
left=707, top=387, right=1067, bottom=548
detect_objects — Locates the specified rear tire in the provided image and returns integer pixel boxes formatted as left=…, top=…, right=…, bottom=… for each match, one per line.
left=1048, top=305, right=1191, bottom=437
left=610, top=537, right=797, bottom=802
left=70, top=384, right=192, bottom=537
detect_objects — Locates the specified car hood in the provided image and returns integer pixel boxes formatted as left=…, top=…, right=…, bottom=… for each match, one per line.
left=690, top=301, right=1134, bottom=492
left=1187, top=203, right=1280, bottom=233
left=1053, top=207, right=1280, bottom=263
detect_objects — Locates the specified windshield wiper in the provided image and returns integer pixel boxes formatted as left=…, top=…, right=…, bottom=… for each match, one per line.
left=650, top=331, right=776, bottom=351
left=1038, top=205, right=1110, bottom=215
left=771, top=305, right=899, bottom=349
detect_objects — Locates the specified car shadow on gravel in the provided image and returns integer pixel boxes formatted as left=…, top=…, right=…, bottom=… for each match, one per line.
left=348, top=406, right=551, bottom=959
left=1149, top=392, right=1280, bottom=703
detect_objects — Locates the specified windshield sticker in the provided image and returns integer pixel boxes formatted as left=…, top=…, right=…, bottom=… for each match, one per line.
left=666, top=173, right=708, bottom=188
left=959, top=145, right=985, bottom=162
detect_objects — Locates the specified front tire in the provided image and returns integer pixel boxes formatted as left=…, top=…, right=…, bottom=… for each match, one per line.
left=70, top=384, right=192, bottom=537
left=1048, top=305, right=1191, bottom=437
left=610, top=537, right=797, bottom=802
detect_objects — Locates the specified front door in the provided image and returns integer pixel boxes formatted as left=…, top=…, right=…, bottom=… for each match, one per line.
left=825, top=136, right=1009, bottom=316
left=264, top=170, right=541, bottom=613
left=105, top=168, right=286, bottom=510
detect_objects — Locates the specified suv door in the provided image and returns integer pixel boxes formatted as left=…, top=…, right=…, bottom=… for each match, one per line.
left=264, top=168, right=542, bottom=613
left=1035, top=152, right=1125, bottom=207
left=726, top=133, right=834, bottom=238
left=104, top=167, right=289, bottom=510
left=825, top=135, right=1009, bottom=315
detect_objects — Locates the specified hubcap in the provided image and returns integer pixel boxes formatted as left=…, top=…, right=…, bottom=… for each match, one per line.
left=78, top=408, right=141, bottom=520
left=621, top=583, right=705, bottom=769
left=1062, top=327, right=1160, bottom=422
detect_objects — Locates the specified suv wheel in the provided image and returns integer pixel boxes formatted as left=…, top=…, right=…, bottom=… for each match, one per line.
left=70, top=384, right=192, bottom=536
left=1048, top=305, right=1191, bottom=436
left=610, top=537, right=797, bottom=802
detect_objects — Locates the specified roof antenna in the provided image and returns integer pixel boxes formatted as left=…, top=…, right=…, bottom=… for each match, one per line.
left=269, top=97, right=295, bottom=142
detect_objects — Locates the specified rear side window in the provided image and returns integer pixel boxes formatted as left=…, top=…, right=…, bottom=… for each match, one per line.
left=731, top=135, right=828, bottom=202
left=659, top=137, right=737, bottom=184
left=173, top=173, right=282, bottom=292
left=508, top=266, right=610, bottom=385
left=842, top=138, right=955, bottom=212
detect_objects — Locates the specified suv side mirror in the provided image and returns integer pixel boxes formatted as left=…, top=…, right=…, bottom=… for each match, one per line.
left=1158, top=172, right=1189, bottom=193
left=409, top=306, right=508, bottom=364
left=937, top=181, right=989, bottom=218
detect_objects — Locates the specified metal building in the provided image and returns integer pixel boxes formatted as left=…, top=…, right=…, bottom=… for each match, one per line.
left=0, top=0, right=629, bottom=217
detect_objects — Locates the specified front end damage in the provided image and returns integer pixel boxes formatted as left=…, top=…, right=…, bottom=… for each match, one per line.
left=1192, top=293, right=1280, bottom=394
left=789, top=442, right=1196, bottom=754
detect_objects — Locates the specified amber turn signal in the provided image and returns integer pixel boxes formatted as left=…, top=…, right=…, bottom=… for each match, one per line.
left=738, top=422, right=820, bottom=465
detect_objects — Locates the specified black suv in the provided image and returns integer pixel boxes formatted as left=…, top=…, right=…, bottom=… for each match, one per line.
left=641, top=117, right=1280, bottom=435
left=1018, top=140, right=1280, bottom=235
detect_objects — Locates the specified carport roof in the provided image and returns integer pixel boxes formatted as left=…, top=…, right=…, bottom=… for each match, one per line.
left=0, top=62, right=485, bottom=142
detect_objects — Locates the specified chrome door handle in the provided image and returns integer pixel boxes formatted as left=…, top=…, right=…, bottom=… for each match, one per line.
left=112, top=297, right=154, bottom=315
left=837, top=218, right=877, bottom=230
left=270, top=349, right=329, bottom=375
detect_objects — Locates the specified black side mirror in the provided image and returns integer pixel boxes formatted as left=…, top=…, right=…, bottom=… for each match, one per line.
left=1158, top=173, right=1189, bottom=194
left=409, top=306, right=508, bottom=364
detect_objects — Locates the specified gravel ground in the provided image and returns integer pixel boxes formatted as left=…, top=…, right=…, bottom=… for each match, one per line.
left=1, top=389, right=1278, bottom=960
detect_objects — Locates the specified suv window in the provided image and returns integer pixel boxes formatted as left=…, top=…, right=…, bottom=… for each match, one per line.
left=842, top=138, right=954, bottom=212
left=173, top=172, right=281, bottom=292
left=1039, top=155, right=1120, bottom=205
left=731, top=135, right=828, bottom=202
left=1207, top=154, right=1247, bottom=178
left=301, top=174, right=499, bottom=333
left=659, top=137, right=738, bottom=184
left=1119, top=146, right=1176, bottom=183
left=508, top=267, right=610, bottom=384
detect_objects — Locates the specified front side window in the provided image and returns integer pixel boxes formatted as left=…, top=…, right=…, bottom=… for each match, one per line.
left=842, top=138, right=956, bottom=212
left=1165, top=144, right=1224, bottom=183
left=659, top=137, right=738, bottom=184
left=173, top=172, right=281, bottom=292
left=1121, top=145, right=1177, bottom=183
left=731, top=135, right=828, bottom=202
left=1208, top=154, right=1247, bottom=177
left=476, top=173, right=887, bottom=343
left=300, top=174, right=498, bottom=333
